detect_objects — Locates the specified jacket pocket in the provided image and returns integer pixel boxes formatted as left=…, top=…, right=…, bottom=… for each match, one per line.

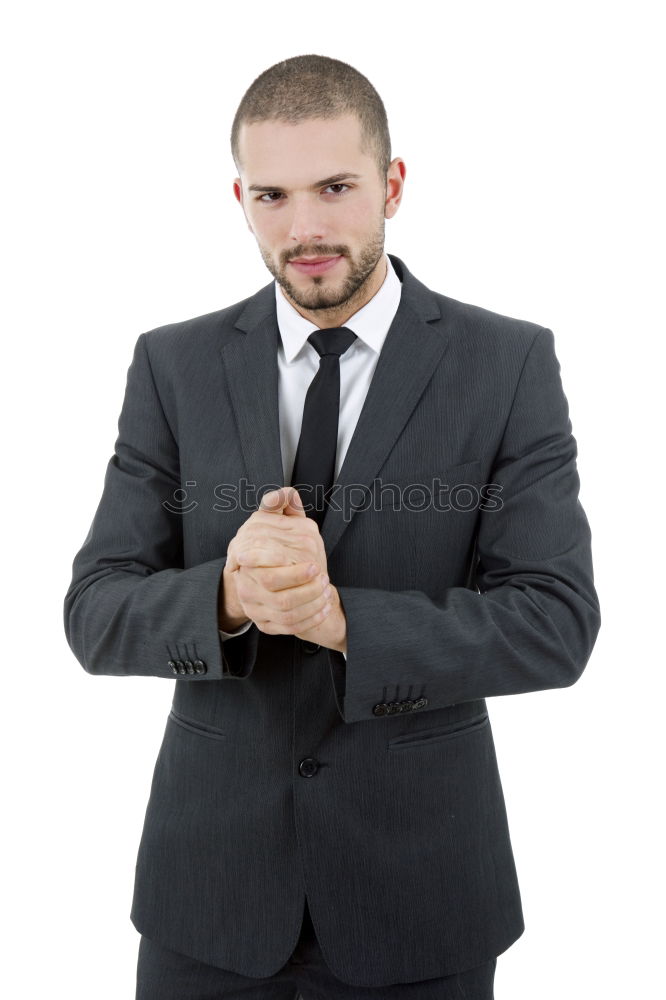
left=387, top=710, right=489, bottom=750
left=168, top=707, right=228, bottom=742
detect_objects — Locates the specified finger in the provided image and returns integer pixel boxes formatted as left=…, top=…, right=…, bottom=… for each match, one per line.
left=257, top=599, right=333, bottom=636
left=247, top=511, right=294, bottom=529
left=258, top=488, right=286, bottom=511
left=236, top=546, right=294, bottom=569
left=266, top=584, right=331, bottom=628
left=225, top=550, right=241, bottom=572
left=237, top=540, right=316, bottom=567
left=283, top=488, right=307, bottom=517
left=252, top=561, right=323, bottom=592
left=240, top=524, right=317, bottom=551
left=245, top=511, right=318, bottom=535
left=237, top=570, right=330, bottom=621
left=237, top=568, right=329, bottom=613
left=258, top=487, right=298, bottom=514
left=267, top=574, right=331, bottom=614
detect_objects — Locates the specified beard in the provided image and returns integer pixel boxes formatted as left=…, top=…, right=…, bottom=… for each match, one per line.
left=257, top=212, right=386, bottom=317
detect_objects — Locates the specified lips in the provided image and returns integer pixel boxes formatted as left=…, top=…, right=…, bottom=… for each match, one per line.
left=289, top=255, right=343, bottom=275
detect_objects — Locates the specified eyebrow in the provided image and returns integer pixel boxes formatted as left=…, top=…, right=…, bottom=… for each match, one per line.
left=247, top=172, right=363, bottom=194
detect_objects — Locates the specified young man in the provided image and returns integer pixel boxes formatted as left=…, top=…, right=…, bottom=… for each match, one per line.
left=64, top=54, right=601, bottom=1000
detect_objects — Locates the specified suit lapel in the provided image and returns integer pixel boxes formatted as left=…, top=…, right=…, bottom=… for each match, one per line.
left=219, top=292, right=285, bottom=509
left=220, top=254, right=450, bottom=560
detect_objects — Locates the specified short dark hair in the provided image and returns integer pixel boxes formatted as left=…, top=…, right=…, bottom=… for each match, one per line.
left=230, top=54, right=392, bottom=185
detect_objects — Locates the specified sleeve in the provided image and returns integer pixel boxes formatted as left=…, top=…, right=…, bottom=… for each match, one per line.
left=219, top=621, right=253, bottom=640
left=327, top=327, right=601, bottom=723
left=63, top=331, right=260, bottom=680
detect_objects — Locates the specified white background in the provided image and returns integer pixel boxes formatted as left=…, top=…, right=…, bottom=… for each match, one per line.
left=2, top=1, right=663, bottom=996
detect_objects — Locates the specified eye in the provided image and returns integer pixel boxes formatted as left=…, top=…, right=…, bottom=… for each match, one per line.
left=257, top=184, right=351, bottom=204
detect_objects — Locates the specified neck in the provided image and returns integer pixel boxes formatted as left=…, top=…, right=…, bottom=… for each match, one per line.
left=282, top=253, right=388, bottom=329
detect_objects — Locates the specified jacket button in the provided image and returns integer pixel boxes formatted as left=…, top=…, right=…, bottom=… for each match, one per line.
left=372, top=703, right=389, bottom=716
left=413, top=696, right=428, bottom=709
left=168, top=660, right=178, bottom=675
left=175, top=660, right=186, bottom=675
left=301, top=640, right=321, bottom=654
left=298, top=757, right=319, bottom=777
left=183, top=659, right=194, bottom=674
left=193, top=659, right=207, bottom=674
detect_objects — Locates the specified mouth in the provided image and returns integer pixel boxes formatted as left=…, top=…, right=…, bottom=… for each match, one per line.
left=288, top=255, right=343, bottom=275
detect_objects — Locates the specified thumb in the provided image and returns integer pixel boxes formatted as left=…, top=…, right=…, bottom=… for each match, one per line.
left=259, top=487, right=292, bottom=513
left=283, top=487, right=307, bottom=517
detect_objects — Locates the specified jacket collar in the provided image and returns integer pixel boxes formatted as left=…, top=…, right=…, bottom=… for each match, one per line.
left=220, top=253, right=449, bottom=558
left=275, top=253, right=403, bottom=363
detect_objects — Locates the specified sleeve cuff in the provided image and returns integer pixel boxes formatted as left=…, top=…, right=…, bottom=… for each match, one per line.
left=219, top=620, right=253, bottom=640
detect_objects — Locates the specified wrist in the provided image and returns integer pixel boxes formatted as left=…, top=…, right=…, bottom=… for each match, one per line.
left=328, top=588, right=348, bottom=654
left=219, top=565, right=249, bottom=631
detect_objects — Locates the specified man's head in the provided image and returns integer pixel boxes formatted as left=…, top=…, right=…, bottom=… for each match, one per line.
left=230, top=55, right=405, bottom=325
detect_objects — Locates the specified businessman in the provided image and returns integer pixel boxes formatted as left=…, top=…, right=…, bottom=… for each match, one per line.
left=63, top=54, right=601, bottom=999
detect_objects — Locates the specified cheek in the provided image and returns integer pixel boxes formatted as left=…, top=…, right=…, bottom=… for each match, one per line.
left=246, top=206, right=276, bottom=239
left=345, top=197, right=376, bottom=232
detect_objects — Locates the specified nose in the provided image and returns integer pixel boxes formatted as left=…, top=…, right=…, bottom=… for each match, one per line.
left=287, top=197, right=327, bottom=248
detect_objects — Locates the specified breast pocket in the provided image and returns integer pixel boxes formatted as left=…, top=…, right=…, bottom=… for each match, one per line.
left=376, top=459, right=482, bottom=509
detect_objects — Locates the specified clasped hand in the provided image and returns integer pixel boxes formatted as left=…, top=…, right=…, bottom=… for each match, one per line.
left=223, top=487, right=346, bottom=652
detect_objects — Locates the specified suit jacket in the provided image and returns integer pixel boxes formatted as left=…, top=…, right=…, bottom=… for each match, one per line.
left=63, top=253, right=601, bottom=987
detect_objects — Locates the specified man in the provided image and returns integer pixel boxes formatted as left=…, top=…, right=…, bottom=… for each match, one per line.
left=63, top=54, right=601, bottom=1000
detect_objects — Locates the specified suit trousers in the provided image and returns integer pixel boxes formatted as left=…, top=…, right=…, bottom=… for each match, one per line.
left=135, top=898, right=497, bottom=999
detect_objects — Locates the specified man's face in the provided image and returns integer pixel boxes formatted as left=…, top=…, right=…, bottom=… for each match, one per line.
left=233, top=114, right=394, bottom=314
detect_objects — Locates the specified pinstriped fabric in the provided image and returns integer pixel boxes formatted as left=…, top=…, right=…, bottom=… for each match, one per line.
left=64, top=253, right=600, bottom=988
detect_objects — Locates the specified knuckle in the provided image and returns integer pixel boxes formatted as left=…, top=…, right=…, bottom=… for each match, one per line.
left=274, top=593, right=289, bottom=612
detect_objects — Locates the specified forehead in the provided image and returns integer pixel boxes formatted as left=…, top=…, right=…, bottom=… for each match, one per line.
left=238, top=114, right=370, bottom=184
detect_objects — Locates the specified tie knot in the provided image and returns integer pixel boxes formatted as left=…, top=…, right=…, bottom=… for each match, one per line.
left=307, top=326, right=358, bottom=360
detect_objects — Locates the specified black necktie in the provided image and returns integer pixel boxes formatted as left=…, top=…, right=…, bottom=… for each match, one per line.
left=290, top=326, right=358, bottom=529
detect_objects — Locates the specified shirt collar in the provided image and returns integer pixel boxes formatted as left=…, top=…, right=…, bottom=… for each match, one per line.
left=275, top=253, right=403, bottom=364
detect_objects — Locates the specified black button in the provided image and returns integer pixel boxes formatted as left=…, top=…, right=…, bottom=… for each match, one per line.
left=373, top=703, right=388, bottom=716
left=301, top=641, right=321, bottom=654
left=413, top=696, right=428, bottom=709
left=168, top=660, right=178, bottom=675
left=298, top=757, right=319, bottom=777
left=175, top=660, right=186, bottom=675
left=183, top=659, right=194, bottom=674
left=193, top=659, right=207, bottom=674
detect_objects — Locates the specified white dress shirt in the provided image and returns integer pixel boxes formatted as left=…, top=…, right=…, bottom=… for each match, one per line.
left=219, top=252, right=403, bottom=661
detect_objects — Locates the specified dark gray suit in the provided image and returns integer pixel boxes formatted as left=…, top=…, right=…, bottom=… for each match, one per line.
left=63, top=253, right=601, bottom=988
